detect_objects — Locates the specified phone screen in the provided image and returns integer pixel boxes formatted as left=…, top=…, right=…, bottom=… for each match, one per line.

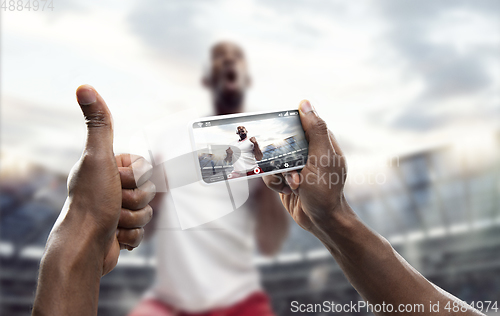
left=191, top=110, right=308, bottom=184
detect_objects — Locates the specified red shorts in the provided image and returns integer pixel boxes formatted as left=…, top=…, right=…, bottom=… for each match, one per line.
left=127, top=292, right=275, bottom=316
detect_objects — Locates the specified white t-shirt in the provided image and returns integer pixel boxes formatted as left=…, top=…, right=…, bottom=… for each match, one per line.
left=147, top=179, right=262, bottom=312
left=230, top=137, right=258, bottom=173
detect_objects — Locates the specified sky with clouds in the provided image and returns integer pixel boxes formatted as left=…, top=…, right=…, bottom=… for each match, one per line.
left=1, top=0, right=499, bottom=174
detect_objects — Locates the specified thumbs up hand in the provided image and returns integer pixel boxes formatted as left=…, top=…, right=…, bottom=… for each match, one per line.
left=33, top=85, right=155, bottom=315
left=47, top=85, right=154, bottom=275
left=70, top=85, right=155, bottom=275
left=65, top=84, right=124, bottom=276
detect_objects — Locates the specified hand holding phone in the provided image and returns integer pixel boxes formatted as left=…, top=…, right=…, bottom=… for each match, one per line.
left=263, top=100, right=347, bottom=232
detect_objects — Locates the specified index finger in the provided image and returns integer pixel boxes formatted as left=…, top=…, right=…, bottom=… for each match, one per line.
left=262, top=173, right=292, bottom=195
left=116, top=154, right=153, bottom=188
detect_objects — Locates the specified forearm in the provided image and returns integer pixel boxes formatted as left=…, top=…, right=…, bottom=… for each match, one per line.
left=255, top=187, right=289, bottom=256
left=33, top=212, right=105, bottom=316
left=313, top=198, right=481, bottom=315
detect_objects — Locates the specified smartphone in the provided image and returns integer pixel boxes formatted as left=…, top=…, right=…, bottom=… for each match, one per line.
left=190, top=110, right=308, bottom=184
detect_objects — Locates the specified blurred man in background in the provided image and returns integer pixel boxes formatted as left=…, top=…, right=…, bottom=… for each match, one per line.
left=128, top=42, right=290, bottom=316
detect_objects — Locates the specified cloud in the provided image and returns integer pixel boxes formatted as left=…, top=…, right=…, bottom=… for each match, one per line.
left=1, top=97, right=83, bottom=173
left=125, top=0, right=327, bottom=63
left=127, top=0, right=214, bottom=62
left=378, top=0, right=500, bottom=130
left=255, top=0, right=348, bottom=15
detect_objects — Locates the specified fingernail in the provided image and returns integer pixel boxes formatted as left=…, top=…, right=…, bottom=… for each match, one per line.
left=78, top=87, right=97, bottom=105
left=116, top=229, right=120, bottom=237
left=299, top=100, right=314, bottom=114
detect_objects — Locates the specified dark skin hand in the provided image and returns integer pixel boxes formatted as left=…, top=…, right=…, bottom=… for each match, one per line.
left=263, top=100, right=483, bottom=316
left=32, top=85, right=155, bottom=316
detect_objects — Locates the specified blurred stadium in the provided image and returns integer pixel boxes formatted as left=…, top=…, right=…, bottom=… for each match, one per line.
left=1, top=131, right=499, bottom=315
